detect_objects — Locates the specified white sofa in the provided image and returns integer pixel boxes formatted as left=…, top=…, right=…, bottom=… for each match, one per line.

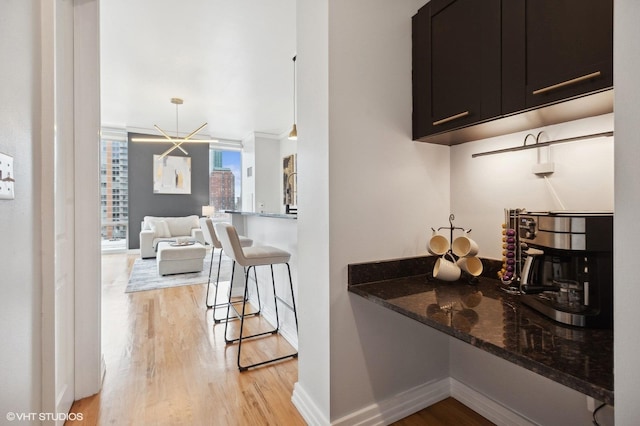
left=139, top=215, right=204, bottom=258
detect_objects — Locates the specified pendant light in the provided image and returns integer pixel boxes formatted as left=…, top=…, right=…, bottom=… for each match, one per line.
left=132, top=97, right=218, bottom=158
left=288, top=55, right=298, bottom=140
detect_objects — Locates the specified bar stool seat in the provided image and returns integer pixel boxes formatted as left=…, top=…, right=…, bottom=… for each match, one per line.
left=214, top=222, right=298, bottom=371
left=199, top=218, right=254, bottom=322
left=241, top=246, right=291, bottom=265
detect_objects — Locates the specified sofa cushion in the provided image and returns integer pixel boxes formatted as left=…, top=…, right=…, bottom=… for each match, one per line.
left=166, top=215, right=199, bottom=237
left=143, top=215, right=199, bottom=237
left=149, top=220, right=171, bottom=238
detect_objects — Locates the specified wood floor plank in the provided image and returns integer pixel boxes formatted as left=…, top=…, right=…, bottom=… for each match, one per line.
left=68, top=252, right=492, bottom=426
left=391, top=397, right=495, bottom=426
left=67, top=252, right=304, bottom=426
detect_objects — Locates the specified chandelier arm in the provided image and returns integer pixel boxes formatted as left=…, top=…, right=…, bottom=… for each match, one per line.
left=160, top=122, right=208, bottom=155
left=154, top=125, right=188, bottom=155
left=159, top=144, right=181, bottom=159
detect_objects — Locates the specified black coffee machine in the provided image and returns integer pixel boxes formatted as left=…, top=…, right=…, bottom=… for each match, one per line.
left=517, top=211, right=613, bottom=328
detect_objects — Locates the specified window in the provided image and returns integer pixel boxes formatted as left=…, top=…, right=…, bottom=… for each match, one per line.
left=208, top=148, right=241, bottom=214
left=100, top=128, right=129, bottom=252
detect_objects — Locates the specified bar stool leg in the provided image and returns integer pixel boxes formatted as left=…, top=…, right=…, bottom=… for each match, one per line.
left=214, top=253, right=261, bottom=324
left=286, top=263, right=299, bottom=332
left=223, top=260, right=236, bottom=343
left=269, top=265, right=281, bottom=332
left=225, top=265, right=275, bottom=344
left=236, top=266, right=254, bottom=371
left=204, top=248, right=217, bottom=308
left=235, top=263, right=299, bottom=371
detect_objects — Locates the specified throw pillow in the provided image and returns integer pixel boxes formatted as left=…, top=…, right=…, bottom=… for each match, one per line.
left=149, top=220, right=171, bottom=238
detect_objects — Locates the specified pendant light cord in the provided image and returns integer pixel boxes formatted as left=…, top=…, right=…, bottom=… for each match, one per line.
left=175, top=102, right=179, bottom=137
left=292, top=55, right=297, bottom=124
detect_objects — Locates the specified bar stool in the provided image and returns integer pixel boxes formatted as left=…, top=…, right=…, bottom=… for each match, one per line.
left=199, top=218, right=255, bottom=322
left=214, top=222, right=299, bottom=371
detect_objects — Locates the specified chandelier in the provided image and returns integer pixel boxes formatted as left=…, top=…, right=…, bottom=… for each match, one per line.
left=131, top=97, right=217, bottom=158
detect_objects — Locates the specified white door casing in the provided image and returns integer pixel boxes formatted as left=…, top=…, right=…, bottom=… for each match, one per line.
left=41, top=0, right=102, bottom=420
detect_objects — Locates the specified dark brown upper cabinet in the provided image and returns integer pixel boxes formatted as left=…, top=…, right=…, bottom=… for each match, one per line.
left=503, top=0, right=613, bottom=114
left=413, top=0, right=502, bottom=140
left=413, top=0, right=613, bottom=145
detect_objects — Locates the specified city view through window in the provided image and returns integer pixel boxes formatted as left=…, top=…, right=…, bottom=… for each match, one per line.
left=208, top=149, right=241, bottom=214
left=100, top=133, right=242, bottom=252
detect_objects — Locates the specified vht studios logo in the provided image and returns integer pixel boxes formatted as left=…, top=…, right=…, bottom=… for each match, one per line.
left=6, top=412, right=84, bottom=422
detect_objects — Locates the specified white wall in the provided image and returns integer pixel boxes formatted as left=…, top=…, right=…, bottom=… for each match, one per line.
left=614, top=0, right=640, bottom=423
left=254, top=134, right=282, bottom=213
left=450, top=113, right=614, bottom=260
left=293, top=0, right=332, bottom=422
left=0, top=0, right=42, bottom=419
left=241, top=133, right=256, bottom=211
left=241, top=133, right=282, bottom=213
left=328, top=0, right=452, bottom=418
left=293, top=0, right=631, bottom=424
left=295, top=0, right=453, bottom=423
left=450, top=339, right=614, bottom=425
left=447, top=113, right=616, bottom=425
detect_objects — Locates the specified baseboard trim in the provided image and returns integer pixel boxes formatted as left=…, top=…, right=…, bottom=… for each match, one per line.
left=292, top=382, right=330, bottom=426
left=331, top=378, right=450, bottom=426
left=449, top=378, right=536, bottom=426
left=292, top=376, right=536, bottom=426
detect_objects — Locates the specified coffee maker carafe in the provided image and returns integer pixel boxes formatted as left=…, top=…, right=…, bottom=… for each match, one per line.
left=518, top=212, right=613, bottom=328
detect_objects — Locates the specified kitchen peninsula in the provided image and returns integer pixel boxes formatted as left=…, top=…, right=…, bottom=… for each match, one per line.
left=348, top=256, right=614, bottom=405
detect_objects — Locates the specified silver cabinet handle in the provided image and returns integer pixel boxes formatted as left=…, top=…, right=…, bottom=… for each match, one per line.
left=432, top=111, right=470, bottom=126
left=532, top=71, right=602, bottom=95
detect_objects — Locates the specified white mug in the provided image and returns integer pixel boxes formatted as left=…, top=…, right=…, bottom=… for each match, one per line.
left=428, top=231, right=450, bottom=256
left=457, top=256, right=483, bottom=277
left=452, top=235, right=479, bottom=258
left=433, top=253, right=461, bottom=281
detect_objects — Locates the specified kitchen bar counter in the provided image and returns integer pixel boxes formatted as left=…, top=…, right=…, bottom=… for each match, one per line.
left=225, top=210, right=297, bottom=220
left=348, top=256, right=614, bottom=405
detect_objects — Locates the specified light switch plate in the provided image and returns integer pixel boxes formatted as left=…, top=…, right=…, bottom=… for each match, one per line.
left=0, top=152, right=15, bottom=200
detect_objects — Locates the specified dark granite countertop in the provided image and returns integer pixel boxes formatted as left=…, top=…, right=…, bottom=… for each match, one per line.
left=225, top=210, right=297, bottom=220
left=348, top=256, right=614, bottom=405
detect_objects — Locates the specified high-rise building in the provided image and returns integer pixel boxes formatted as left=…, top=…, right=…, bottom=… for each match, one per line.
left=100, top=134, right=129, bottom=243
left=209, top=149, right=236, bottom=210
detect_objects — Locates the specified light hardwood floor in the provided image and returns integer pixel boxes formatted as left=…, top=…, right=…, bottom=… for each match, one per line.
left=68, top=251, right=492, bottom=426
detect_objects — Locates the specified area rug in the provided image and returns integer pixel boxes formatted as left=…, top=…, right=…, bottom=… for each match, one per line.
left=126, top=250, right=233, bottom=293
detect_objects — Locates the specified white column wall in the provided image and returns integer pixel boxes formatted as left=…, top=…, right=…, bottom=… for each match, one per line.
left=327, top=0, right=451, bottom=419
left=254, top=135, right=281, bottom=213
left=294, top=0, right=452, bottom=422
left=73, top=0, right=102, bottom=399
left=293, top=0, right=332, bottom=422
left=0, top=0, right=42, bottom=420
left=614, top=0, right=640, bottom=422
left=241, top=134, right=256, bottom=211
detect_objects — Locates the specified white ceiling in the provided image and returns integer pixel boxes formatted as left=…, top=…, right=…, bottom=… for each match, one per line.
left=100, top=0, right=296, bottom=141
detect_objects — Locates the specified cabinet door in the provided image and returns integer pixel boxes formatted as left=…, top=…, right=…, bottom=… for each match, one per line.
left=520, top=0, right=613, bottom=110
left=413, top=0, right=501, bottom=140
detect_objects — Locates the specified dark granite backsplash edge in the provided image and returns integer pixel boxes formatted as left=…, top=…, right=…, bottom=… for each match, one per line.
left=348, top=255, right=503, bottom=286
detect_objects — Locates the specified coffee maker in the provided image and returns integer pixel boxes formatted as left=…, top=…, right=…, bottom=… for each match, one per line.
left=517, top=211, right=613, bottom=328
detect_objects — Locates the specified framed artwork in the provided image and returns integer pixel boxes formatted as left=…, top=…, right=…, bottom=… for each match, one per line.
left=0, top=152, right=15, bottom=200
left=153, top=154, right=191, bottom=194
left=283, top=154, right=297, bottom=206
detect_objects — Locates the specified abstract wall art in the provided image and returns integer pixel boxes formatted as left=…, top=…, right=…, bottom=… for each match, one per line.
left=153, top=154, right=191, bottom=194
